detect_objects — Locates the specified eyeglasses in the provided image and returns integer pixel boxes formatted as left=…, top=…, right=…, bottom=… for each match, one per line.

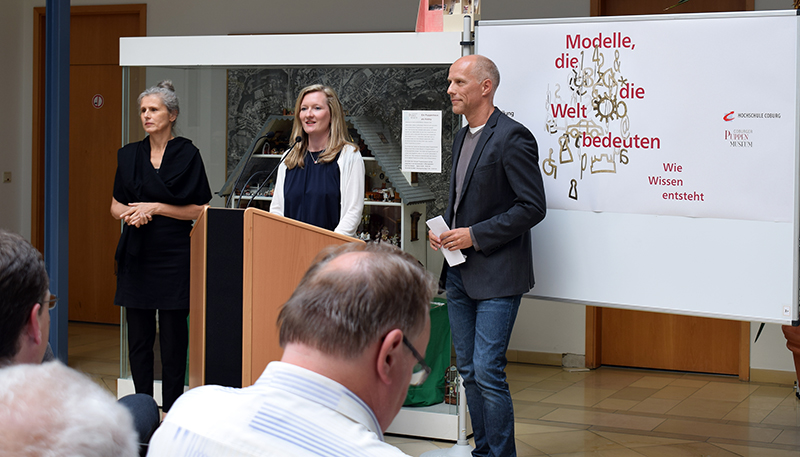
left=403, top=335, right=431, bottom=386
left=42, top=293, right=58, bottom=310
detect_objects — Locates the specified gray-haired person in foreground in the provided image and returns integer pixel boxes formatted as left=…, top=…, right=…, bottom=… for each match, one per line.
left=0, top=361, right=139, bottom=457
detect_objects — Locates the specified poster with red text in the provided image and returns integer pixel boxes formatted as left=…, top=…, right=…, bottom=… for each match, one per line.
left=477, top=13, right=798, bottom=222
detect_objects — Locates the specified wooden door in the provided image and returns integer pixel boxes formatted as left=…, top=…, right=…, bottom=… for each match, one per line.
left=68, top=65, right=126, bottom=323
left=33, top=5, right=146, bottom=324
left=585, top=0, right=751, bottom=379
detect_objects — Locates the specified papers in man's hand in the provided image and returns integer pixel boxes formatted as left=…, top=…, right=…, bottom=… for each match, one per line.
left=426, top=216, right=466, bottom=267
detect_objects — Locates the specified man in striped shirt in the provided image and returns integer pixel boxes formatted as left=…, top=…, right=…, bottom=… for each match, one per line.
left=148, top=243, right=436, bottom=456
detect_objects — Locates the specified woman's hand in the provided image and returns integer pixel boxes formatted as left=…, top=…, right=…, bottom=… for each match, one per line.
left=118, top=206, right=146, bottom=228
left=111, top=197, right=206, bottom=226
left=125, top=202, right=160, bottom=227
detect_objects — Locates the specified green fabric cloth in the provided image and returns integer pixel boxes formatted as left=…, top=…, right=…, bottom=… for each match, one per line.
left=403, top=300, right=451, bottom=406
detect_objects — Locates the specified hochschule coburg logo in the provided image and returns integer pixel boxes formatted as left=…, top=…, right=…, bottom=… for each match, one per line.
left=722, top=111, right=781, bottom=122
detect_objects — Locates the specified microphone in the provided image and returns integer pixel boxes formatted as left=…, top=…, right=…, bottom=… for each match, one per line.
left=246, top=136, right=303, bottom=209
left=225, top=132, right=275, bottom=208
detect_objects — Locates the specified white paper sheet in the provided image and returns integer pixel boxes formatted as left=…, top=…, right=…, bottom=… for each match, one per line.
left=426, top=215, right=466, bottom=267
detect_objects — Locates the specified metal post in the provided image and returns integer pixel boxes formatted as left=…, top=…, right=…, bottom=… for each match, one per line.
left=420, top=373, right=473, bottom=456
left=44, top=0, right=70, bottom=362
left=462, top=15, right=473, bottom=57
left=456, top=375, right=470, bottom=446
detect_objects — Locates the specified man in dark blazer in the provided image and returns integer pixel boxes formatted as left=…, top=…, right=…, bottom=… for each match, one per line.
left=430, top=55, right=546, bottom=457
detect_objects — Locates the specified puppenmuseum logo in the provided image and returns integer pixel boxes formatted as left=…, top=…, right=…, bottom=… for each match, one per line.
left=724, top=129, right=753, bottom=148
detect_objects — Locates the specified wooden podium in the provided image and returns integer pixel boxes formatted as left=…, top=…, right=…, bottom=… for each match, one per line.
left=188, top=207, right=361, bottom=388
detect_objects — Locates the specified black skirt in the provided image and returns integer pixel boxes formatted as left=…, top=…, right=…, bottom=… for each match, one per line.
left=114, top=216, right=193, bottom=310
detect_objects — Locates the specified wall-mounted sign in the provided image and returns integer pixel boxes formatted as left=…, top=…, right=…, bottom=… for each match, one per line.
left=92, top=94, right=104, bottom=109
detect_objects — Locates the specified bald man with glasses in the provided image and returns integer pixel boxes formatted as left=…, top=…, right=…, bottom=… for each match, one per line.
left=148, top=242, right=437, bottom=457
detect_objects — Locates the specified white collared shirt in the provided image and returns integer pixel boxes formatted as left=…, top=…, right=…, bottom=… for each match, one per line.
left=147, top=362, right=409, bottom=457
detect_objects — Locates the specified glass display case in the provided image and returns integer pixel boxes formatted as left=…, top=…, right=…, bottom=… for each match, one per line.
left=118, top=32, right=465, bottom=439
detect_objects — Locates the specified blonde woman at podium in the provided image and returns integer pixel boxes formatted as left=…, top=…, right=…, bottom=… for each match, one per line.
left=269, top=85, right=365, bottom=236
left=110, top=80, right=212, bottom=414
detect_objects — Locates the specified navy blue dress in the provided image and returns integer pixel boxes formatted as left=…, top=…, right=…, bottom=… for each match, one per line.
left=283, top=151, right=341, bottom=231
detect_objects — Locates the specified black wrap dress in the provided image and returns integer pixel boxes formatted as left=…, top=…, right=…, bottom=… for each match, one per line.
left=113, top=136, right=212, bottom=310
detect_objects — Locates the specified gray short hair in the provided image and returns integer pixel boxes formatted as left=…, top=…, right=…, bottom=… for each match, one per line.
left=278, top=243, right=436, bottom=358
left=138, top=80, right=180, bottom=124
left=472, top=55, right=500, bottom=94
left=0, top=362, right=138, bottom=457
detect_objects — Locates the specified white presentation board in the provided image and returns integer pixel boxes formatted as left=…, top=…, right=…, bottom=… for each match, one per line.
left=476, top=11, right=800, bottom=324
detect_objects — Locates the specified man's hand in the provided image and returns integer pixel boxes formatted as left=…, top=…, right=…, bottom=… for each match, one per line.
left=429, top=230, right=443, bottom=251
left=439, top=228, right=473, bottom=251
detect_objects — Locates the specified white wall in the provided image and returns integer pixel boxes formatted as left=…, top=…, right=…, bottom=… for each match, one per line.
left=510, top=298, right=586, bottom=355
left=5, top=0, right=796, bottom=375
left=751, top=322, right=794, bottom=372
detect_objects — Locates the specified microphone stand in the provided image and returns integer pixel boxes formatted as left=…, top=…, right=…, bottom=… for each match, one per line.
left=245, top=136, right=303, bottom=209
left=225, top=133, right=273, bottom=208
left=232, top=171, right=268, bottom=208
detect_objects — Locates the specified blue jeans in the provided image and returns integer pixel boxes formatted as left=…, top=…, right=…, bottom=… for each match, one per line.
left=447, top=267, right=521, bottom=457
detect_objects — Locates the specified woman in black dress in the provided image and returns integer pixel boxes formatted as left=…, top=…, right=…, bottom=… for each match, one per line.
left=111, top=80, right=211, bottom=413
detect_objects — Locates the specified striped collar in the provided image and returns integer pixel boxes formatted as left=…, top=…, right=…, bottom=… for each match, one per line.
left=255, top=362, right=384, bottom=440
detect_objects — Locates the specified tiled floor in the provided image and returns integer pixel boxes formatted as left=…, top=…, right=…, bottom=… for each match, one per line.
left=69, top=322, right=800, bottom=456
